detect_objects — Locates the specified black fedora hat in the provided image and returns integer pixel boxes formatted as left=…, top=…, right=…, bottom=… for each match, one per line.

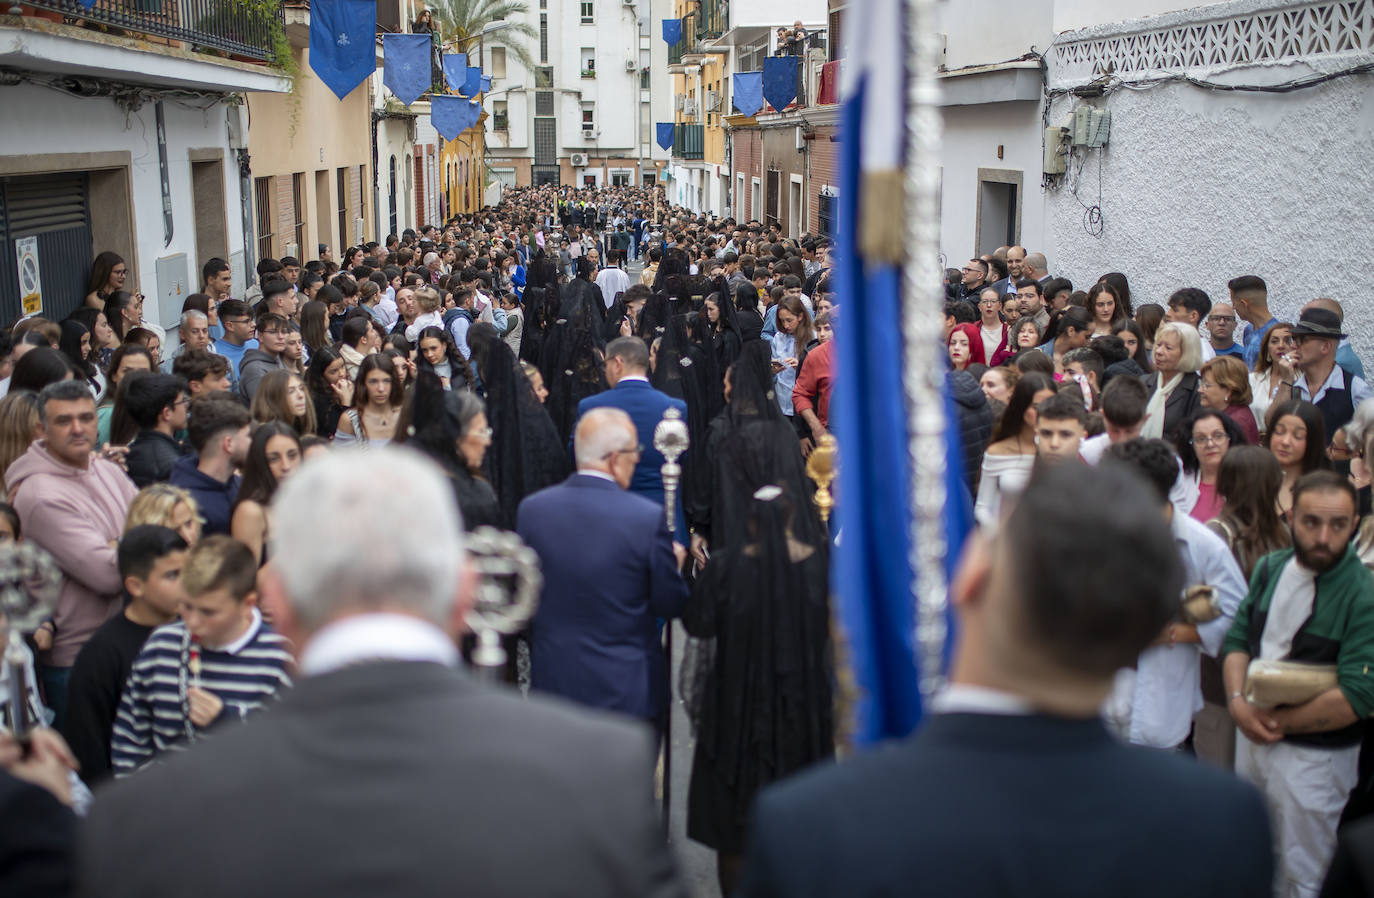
left=1292, top=307, right=1346, bottom=340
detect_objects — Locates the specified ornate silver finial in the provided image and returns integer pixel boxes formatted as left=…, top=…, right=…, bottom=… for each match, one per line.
left=653, top=407, right=689, bottom=531
left=463, top=527, right=543, bottom=681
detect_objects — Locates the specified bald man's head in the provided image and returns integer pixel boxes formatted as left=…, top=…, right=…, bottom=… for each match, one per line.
left=1023, top=252, right=1047, bottom=279
left=1305, top=297, right=1344, bottom=322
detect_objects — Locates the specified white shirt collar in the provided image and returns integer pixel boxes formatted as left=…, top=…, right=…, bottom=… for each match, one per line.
left=577, top=468, right=619, bottom=484
left=299, top=613, right=459, bottom=677
left=617, top=374, right=650, bottom=384
left=209, top=607, right=262, bottom=655
left=929, top=684, right=1033, bottom=716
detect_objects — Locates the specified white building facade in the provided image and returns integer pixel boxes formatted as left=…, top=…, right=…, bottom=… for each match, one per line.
left=933, top=0, right=1374, bottom=354
left=481, top=0, right=661, bottom=188
left=0, top=11, right=285, bottom=332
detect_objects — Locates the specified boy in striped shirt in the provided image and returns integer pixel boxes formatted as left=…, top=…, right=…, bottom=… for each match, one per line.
left=111, top=535, right=293, bottom=776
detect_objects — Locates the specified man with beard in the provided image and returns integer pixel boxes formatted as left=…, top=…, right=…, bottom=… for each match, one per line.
left=1224, top=471, right=1374, bottom=898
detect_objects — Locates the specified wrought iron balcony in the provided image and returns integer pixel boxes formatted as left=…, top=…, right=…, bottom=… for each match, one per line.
left=697, top=0, right=725, bottom=41
left=15, top=0, right=280, bottom=61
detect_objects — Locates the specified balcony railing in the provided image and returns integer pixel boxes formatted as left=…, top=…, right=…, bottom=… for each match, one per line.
left=19, top=0, right=280, bottom=60
left=698, top=0, right=725, bottom=41
left=672, top=123, right=703, bottom=160
left=667, top=37, right=686, bottom=65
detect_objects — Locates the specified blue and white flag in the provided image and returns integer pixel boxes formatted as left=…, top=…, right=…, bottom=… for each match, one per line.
left=442, top=53, right=468, bottom=92
left=662, top=18, right=682, bottom=46
left=462, top=65, right=483, bottom=97
left=762, top=56, right=800, bottom=111
left=830, top=0, right=967, bottom=746
left=655, top=123, right=675, bottom=151
left=732, top=72, right=763, bottom=117
left=309, top=0, right=377, bottom=100
left=383, top=33, right=432, bottom=106
left=432, top=95, right=483, bottom=140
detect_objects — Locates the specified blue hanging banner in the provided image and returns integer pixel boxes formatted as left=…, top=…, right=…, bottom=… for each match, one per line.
left=463, top=65, right=483, bottom=97
left=762, top=56, right=800, bottom=111
left=480, top=75, right=493, bottom=94
left=732, top=71, right=764, bottom=117
left=662, top=18, right=682, bottom=45
left=432, top=95, right=483, bottom=140
left=309, top=0, right=377, bottom=100
left=442, top=53, right=468, bottom=92
left=655, top=122, right=675, bottom=151
left=383, top=33, right=432, bottom=106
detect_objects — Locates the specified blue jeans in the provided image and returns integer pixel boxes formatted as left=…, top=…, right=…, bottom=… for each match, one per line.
left=39, top=664, right=71, bottom=733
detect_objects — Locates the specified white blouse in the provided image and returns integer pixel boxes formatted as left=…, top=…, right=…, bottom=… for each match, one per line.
left=974, top=453, right=1036, bottom=531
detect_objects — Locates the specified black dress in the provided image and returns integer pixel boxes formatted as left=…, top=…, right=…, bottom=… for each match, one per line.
left=683, top=528, right=833, bottom=853
left=451, top=466, right=502, bottom=532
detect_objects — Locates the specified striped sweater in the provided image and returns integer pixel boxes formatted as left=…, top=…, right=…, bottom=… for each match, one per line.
left=110, top=613, right=293, bottom=776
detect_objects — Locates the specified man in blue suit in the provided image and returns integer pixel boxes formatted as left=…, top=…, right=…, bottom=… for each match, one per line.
left=518, top=407, right=688, bottom=729
left=737, top=458, right=1273, bottom=898
left=577, top=337, right=688, bottom=545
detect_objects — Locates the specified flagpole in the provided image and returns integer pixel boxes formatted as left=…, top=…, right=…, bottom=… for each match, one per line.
left=900, top=0, right=949, bottom=701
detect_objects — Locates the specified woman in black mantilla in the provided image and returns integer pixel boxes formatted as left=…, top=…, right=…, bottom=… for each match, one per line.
left=538, top=261, right=608, bottom=443
left=405, top=371, right=502, bottom=530
left=682, top=339, right=834, bottom=895
left=466, top=322, right=569, bottom=526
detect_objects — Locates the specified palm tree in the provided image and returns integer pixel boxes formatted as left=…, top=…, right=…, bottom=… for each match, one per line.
left=426, top=0, right=539, bottom=76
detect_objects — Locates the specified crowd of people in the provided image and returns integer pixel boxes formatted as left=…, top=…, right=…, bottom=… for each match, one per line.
left=0, top=182, right=842, bottom=896
left=4, top=180, right=1374, bottom=897
left=946, top=246, right=1374, bottom=897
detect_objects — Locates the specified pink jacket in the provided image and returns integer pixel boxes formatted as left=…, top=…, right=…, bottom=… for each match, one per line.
left=7, top=442, right=137, bottom=667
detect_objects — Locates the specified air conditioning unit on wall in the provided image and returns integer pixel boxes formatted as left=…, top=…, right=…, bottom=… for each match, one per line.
left=570, top=152, right=589, bottom=166
left=625, top=59, right=637, bottom=71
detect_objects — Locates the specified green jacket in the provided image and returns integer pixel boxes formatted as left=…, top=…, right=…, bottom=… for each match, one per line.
left=1223, top=544, right=1374, bottom=747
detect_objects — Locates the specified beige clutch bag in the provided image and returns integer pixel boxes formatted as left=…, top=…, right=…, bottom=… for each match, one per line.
left=1180, top=585, right=1221, bottom=624
left=1243, top=659, right=1339, bottom=709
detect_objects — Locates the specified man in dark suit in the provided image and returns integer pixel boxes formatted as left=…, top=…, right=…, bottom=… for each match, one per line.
left=577, top=336, right=689, bottom=544
left=737, top=459, right=1274, bottom=898
left=519, top=407, right=688, bottom=728
left=79, top=447, right=685, bottom=898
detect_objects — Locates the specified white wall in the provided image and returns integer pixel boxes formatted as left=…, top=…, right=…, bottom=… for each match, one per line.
left=937, top=100, right=1046, bottom=266
left=0, top=82, right=244, bottom=332
left=934, top=0, right=1054, bottom=70
left=1052, top=0, right=1197, bottom=33
left=1044, top=72, right=1374, bottom=357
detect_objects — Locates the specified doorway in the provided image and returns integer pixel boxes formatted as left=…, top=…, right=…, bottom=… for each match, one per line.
left=974, top=168, right=1022, bottom=255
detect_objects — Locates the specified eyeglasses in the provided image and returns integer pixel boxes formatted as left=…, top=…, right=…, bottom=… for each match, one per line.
left=469, top=426, right=493, bottom=440
left=1209, top=316, right=1235, bottom=324
left=224, top=318, right=253, bottom=326
left=603, top=444, right=644, bottom=460
left=1190, top=434, right=1230, bottom=447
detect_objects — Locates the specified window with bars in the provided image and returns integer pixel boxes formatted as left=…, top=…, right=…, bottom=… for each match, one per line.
left=254, top=176, right=274, bottom=262
left=291, top=172, right=306, bottom=255
left=493, top=100, right=509, bottom=131
left=534, top=118, right=557, bottom=165
left=535, top=89, right=553, bottom=115
left=740, top=40, right=766, bottom=74
left=336, top=168, right=347, bottom=250
left=539, top=14, right=548, bottom=62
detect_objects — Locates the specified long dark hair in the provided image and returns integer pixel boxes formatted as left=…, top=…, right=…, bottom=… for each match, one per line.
left=991, top=371, right=1055, bottom=443
left=415, top=325, right=476, bottom=389
left=1263, top=399, right=1329, bottom=474
left=58, top=320, right=97, bottom=382
left=235, top=422, right=300, bottom=507
left=305, top=345, right=343, bottom=401
left=1113, top=319, right=1152, bottom=372
left=1213, top=445, right=1290, bottom=578
left=99, top=343, right=154, bottom=405
left=87, top=251, right=124, bottom=298
left=299, top=300, right=330, bottom=353
left=1098, top=272, right=1133, bottom=318
left=354, top=353, right=404, bottom=410
left=102, top=292, right=138, bottom=341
